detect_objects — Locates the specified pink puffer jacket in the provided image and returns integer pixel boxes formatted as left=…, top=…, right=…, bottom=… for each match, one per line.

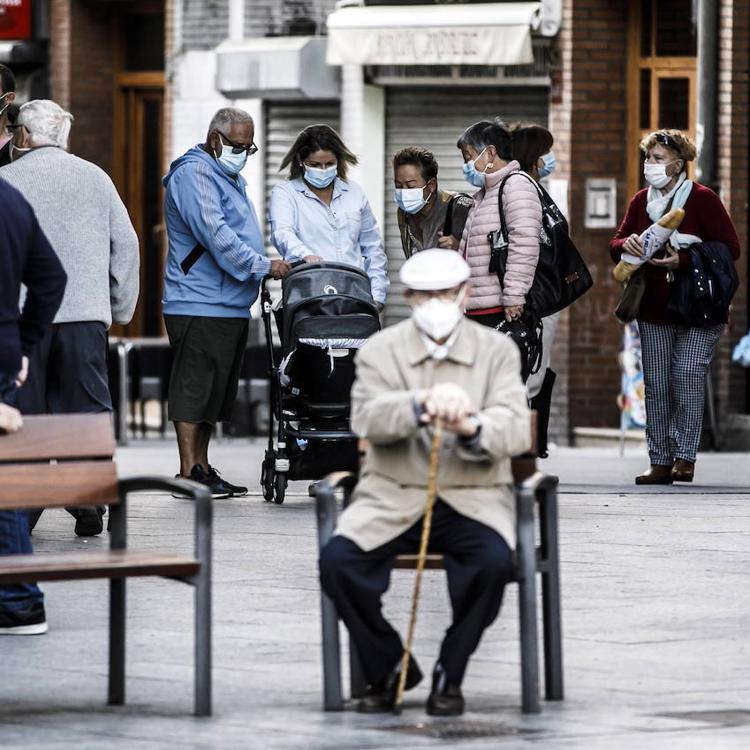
left=459, top=160, right=542, bottom=311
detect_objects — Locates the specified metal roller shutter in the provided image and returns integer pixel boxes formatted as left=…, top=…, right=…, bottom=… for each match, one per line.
left=263, top=100, right=340, bottom=245
left=383, top=87, right=548, bottom=324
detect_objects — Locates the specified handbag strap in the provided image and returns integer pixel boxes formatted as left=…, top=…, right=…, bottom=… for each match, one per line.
left=442, top=194, right=458, bottom=237
left=496, top=170, right=551, bottom=246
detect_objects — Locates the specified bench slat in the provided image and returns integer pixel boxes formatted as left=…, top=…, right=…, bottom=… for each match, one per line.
left=0, top=462, right=119, bottom=510
left=0, top=414, right=115, bottom=463
left=0, top=550, right=200, bottom=584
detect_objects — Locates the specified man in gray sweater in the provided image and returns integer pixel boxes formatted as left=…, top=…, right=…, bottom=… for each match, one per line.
left=1, top=99, right=140, bottom=536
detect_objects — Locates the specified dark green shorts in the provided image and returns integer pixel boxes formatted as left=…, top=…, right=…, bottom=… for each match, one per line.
left=164, top=315, right=249, bottom=424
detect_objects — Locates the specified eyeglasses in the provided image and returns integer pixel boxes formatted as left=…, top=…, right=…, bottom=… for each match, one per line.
left=654, top=132, right=678, bottom=151
left=217, top=132, right=258, bottom=156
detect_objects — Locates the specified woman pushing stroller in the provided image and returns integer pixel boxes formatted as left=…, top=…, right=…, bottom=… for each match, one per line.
left=269, top=124, right=389, bottom=311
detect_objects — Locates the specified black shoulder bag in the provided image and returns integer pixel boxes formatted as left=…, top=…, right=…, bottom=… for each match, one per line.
left=491, top=173, right=593, bottom=319
left=442, top=192, right=473, bottom=240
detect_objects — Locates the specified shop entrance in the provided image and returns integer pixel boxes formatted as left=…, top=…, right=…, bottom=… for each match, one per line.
left=627, top=0, right=697, bottom=197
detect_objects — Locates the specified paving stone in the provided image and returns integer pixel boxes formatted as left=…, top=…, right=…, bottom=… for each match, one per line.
left=1, top=440, right=748, bottom=749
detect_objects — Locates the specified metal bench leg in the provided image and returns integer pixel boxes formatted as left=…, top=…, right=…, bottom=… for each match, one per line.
left=349, top=640, right=367, bottom=699
left=194, top=492, right=213, bottom=717
left=316, top=485, right=344, bottom=711
left=321, top=592, right=344, bottom=710
left=539, top=482, right=564, bottom=701
left=108, top=496, right=127, bottom=706
left=517, top=488, right=541, bottom=714
left=108, top=578, right=126, bottom=705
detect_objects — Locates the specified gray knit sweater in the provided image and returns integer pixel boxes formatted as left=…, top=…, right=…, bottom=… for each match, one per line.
left=0, top=147, right=140, bottom=327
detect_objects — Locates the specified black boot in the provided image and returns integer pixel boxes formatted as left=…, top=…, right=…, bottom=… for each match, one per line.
left=357, top=656, right=423, bottom=713
left=426, top=663, right=465, bottom=717
left=529, top=368, right=556, bottom=459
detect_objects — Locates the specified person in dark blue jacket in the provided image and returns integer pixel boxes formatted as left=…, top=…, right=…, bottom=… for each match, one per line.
left=0, top=177, right=66, bottom=634
left=163, top=107, right=290, bottom=498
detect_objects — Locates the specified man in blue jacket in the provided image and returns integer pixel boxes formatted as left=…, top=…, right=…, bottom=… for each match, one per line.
left=163, top=107, right=290, bottom=498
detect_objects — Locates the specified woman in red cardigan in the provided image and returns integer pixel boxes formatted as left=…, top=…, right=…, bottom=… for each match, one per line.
left=610, top=129, right=740, bottom=485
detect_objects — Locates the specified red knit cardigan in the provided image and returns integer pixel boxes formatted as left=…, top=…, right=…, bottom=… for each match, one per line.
left=610, top=183, right=740, bottom=324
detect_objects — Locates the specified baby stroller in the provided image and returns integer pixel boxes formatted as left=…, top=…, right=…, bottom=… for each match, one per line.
left=259, top=262, right=381, bottom=503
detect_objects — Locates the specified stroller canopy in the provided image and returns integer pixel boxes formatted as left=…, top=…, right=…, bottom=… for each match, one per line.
left=280, top=262, right=380, bottom=353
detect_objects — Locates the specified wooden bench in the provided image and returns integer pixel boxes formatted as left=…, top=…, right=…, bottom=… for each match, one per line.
left=313, top=438, right=563, bottom=714
left=0, top=413, right=213, bottom=716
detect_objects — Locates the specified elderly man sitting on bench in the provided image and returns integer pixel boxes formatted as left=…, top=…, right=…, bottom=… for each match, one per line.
left=319, top=249, right=531, bottom=716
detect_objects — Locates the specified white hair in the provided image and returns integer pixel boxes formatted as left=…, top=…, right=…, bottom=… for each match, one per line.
left=207, top=107, right=253, bottom=139
left=18, top=99, right=74, bottom=149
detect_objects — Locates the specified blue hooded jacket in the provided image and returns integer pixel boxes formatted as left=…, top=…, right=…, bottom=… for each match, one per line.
left=162, top=146, right=270, bottom=318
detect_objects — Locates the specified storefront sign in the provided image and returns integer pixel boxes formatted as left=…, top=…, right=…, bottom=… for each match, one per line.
left=329, top=25, right=533, bottom=66
left=0, top=0, right=31, bottom=40
left=326, top=3, right=539, bottom=67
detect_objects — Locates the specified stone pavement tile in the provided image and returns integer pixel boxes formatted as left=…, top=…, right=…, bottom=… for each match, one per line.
left=2, top=440, right=749, bottom=749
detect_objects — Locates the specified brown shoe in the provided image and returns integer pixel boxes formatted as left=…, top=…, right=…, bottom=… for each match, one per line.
left=671, top=459, right=694, bottom=483
left=635, top=465, right=673, bottom=485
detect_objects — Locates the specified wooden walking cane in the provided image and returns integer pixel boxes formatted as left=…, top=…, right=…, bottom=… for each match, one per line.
left=393, top=419, right=443, bottom=715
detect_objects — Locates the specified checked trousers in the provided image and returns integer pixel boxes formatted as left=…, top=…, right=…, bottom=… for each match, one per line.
left=638, top=321, right=723, bottom=465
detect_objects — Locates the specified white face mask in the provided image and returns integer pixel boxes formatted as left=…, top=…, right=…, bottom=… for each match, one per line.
left=394, top=186, right=428, bottom=214
left=215, top=143, right=248, bottom=176
left=644, top=161, right=678, bottom=189
left=10, top=143, right=31, bottom=161
left=412, top=291, right=465, bottom=341
left=304, top=163, right=338, bottom=189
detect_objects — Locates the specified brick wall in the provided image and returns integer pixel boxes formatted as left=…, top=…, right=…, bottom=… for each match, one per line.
left=718, top=0, right=749, bottom=416
left=546, top=0, right=574, bottom=444
left=564, top=0, right=630, bottom=431
left=49, top=0, right=71, bottom=109
left=67, top=1, right=115, bottom=173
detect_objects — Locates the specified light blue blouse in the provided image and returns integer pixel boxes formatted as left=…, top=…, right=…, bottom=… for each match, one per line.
left=268, top=177, right=389, bottom=303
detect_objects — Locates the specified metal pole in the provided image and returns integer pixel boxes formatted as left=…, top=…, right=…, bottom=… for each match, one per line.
left=696, top=0, right=719, bottom=192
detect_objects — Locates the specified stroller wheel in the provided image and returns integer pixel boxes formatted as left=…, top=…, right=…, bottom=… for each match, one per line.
left=261, top=454, right=275, bottom=503
left=274, top=473, right=288, bottom=504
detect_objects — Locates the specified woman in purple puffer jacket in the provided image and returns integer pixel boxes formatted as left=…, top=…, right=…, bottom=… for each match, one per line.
left=457, top=120, right=542, bottom=328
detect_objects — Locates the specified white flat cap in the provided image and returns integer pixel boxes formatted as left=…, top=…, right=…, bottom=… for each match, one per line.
left=399, top=248, right=471, bottom=291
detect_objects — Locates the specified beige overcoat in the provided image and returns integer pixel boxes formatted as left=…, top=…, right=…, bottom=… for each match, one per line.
left=335, top=317, right=532, bottom=552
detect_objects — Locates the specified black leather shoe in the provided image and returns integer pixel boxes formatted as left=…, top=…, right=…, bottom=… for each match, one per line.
left=356, top=656, right=423, bottom=713
left=426, top=664, right=465, bottom=717
left=635, top=464, right=673, bottom=485
left=73, top=506, right=105, bottom=537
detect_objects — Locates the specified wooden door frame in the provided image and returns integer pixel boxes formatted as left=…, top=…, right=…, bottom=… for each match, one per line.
left=112, top=72, right=166, bottom=337
left=626, top=2, right=697, bottom=199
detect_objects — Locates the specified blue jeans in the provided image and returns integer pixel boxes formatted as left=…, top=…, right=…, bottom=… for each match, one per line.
left=0, top=372, right=44, bottom=612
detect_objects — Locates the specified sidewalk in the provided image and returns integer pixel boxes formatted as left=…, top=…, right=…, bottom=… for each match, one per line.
left=1, top=440, right=749, bottom=749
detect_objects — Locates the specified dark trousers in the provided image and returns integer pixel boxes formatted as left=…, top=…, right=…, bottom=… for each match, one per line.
left=17, top=321, right=112, bottom=415
left=0, top=373, right=43, bottom=612
left=17, top=322, right=111, bottom=527
left=319, top=500, right=513, bottom=687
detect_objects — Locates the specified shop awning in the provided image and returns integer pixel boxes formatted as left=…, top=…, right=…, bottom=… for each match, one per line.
left=326, top=2, right=541, bottom=67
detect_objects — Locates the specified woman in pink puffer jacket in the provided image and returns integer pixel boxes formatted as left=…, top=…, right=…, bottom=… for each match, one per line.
left=457, top=120, right=542, bottom=327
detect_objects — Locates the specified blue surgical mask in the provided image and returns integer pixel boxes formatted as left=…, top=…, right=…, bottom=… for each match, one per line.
left=462, top=147, right=487, bottom=188
left=394, top=186, right=428, bottom=214
left=538, top=151, right=556, bottom=179
left=304, top=163, right=337, bottom=189
left=215, top=143, right=248, bottom=176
